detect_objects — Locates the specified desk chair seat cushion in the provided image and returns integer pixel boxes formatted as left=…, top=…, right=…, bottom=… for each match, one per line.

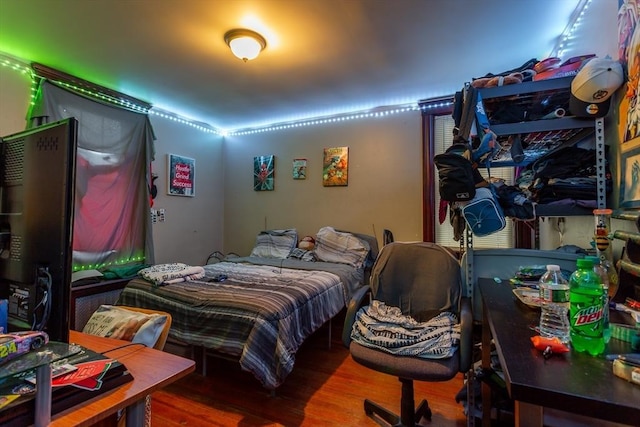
left=82, top=304, right=169, bottom=349
left=350, top=341, right=459, bottom=381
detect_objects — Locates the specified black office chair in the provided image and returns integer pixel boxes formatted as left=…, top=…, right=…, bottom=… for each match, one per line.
left=343, top=242, right=473, bottom=427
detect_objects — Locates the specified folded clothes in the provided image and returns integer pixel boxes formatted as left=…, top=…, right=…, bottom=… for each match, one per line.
left=139, top=263, right=205, bottom=285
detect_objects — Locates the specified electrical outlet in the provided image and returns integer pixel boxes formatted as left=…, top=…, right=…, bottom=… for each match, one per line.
left=158, top=209, right=166, bottom=222
left=150, top=209, right=157, bottom=224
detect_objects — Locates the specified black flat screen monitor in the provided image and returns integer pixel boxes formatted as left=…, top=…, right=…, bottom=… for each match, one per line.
left=0, top=118, right=78, bottom=343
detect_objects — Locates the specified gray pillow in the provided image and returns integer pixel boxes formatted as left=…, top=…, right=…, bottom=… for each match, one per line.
left=250, top=229, right=298, bottom=259
left=314, top=226, right=369, bottom=268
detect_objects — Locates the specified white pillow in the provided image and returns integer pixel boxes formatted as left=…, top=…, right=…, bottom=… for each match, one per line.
left=314, top=226, right=369, bottom=268
left=82, top=305, right=167, bottom=348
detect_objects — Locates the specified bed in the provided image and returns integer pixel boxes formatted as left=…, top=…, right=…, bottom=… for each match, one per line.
left=116, top=227, right=378, bottom=389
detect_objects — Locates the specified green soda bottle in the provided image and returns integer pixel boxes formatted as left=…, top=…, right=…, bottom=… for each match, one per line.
left=569, top=258, right=605, bottom=356
left=585, top=255, right=611, bottom=343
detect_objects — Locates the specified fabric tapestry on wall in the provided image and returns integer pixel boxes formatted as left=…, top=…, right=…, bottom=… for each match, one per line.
left=27, top=80, right=156, bottom=270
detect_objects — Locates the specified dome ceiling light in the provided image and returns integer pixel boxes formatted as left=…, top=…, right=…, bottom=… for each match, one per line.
left=224, top=29, right=267, bottom=62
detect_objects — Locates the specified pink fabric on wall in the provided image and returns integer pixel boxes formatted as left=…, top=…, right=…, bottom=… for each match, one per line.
left=29, top=80, right=156, bottom=268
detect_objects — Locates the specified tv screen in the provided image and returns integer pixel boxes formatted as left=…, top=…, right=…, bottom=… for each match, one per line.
left=0, top=118, right=78, bottom=343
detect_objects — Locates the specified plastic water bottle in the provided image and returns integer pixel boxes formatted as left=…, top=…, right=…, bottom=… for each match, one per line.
left=569, top=258, right=605, bottom=356
left=538, top=264, right=570, bottom=344
left=586, top=255, right=611, bottom=343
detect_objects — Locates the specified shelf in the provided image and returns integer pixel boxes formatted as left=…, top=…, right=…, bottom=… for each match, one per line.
left=461, top=76, right=606, bottom=297
left=473, top=76, right=596, bottom=168
left=535, top=203, right=595, bottom=217
left=484, top=127, right=594, bottom=167
left=490, top=117, right=595, bottom=135
left=477, top=76, right=575, bottom=98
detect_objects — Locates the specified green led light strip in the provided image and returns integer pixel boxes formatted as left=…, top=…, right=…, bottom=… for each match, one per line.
left=73, top=254, right=147, bottom=272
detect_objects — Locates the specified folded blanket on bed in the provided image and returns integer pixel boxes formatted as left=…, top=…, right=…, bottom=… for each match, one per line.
left=139, top=263, right=205, bottom=285
left=351, top=300, right=460, bottom=359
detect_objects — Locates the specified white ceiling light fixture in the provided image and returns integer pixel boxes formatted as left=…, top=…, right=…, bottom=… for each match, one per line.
left=224, top=29, right=266, bottom=62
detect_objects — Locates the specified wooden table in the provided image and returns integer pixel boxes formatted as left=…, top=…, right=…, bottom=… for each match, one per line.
left=479, top=277, right=640, bottom=427
left=49, top=330, right=195, bottom=426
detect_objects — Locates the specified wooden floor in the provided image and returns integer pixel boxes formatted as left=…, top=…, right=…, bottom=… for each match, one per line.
left=150, top=311, right=470, bottom=426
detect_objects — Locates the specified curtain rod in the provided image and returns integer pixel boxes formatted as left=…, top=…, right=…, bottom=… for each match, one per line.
left=32, top=62, right=152, bottom=110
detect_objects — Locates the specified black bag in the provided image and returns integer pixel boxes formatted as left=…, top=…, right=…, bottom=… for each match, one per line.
left=434, top=143, right=481, bottom=202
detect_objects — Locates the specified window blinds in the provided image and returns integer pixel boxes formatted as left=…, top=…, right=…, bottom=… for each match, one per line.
left=433, top=115, right=514, bottom=249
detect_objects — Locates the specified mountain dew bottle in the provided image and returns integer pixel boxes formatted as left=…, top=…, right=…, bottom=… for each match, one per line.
left=569, top=258, right=605, bottom=356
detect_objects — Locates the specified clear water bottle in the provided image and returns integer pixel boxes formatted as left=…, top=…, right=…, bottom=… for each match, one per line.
left=586, top=255, right=610, bottom=343
left=538, top=264, right=570, bottom=344
left=569, top=258, right=605, bottom=356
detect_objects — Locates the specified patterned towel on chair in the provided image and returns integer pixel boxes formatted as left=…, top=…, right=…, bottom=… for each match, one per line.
left=351, top=300, right=460, bottom=359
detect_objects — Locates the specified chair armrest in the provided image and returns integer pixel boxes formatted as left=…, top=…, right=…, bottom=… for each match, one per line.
left=341, top=285, right=370, bottom=348
left=458, top=296, right=473, bottom=372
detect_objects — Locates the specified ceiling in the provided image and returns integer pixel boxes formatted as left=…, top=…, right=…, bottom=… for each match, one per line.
left=0, top=0, right=590, bottom=133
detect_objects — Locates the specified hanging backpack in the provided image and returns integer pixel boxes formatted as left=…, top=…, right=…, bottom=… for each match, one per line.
left=434, top=142, right=482, bottom=202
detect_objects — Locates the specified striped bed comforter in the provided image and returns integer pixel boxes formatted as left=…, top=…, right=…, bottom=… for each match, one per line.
left=117, top=260, right=362, bottom=389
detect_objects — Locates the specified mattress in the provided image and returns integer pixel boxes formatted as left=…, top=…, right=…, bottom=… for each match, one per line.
left=117, top=260, right=363, bottom=389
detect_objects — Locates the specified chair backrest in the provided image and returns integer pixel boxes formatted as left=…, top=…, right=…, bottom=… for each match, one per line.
left=383, top=229, right=394, bottom=245
left=115, top=306, right=173, bottom=350
left=369, top=242, right=462, bottom=322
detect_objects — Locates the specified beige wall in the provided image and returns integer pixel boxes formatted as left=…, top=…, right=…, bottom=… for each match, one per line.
left=0, top=64, right=31, bottom=135
left=147, top=117, right=225, bottom=265
left=222, top=113, right=423, bottom=255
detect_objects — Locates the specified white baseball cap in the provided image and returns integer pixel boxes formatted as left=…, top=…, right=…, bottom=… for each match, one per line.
left=569, top=57, right=624, bottom=118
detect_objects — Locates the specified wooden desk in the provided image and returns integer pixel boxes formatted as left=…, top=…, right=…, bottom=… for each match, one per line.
left=49, top=331, right=195, bottom=426
left=479, top=278, right=640, bottom=427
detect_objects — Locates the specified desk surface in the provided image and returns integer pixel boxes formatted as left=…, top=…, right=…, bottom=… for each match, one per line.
left=49, top=330, right=195, bottom=427
left=479, top=278, right=640, bottom=425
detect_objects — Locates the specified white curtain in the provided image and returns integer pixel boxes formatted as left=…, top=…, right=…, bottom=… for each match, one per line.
left=28, top=80, right=155, bottom=270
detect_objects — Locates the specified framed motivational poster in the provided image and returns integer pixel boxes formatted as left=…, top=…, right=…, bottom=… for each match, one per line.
left=167, top=154, right=195, bottom=196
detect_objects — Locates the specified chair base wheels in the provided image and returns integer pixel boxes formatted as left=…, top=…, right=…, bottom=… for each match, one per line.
left=364, top=398, right=432, bottom=427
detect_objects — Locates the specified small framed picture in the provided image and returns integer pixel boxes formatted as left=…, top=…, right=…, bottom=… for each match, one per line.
left=167, top=154, right=195, bottom=197
left=254, top=155, right=275, bottom=191
left=323, top=147, right=348, bottom=186
left=293, top=158, right=307, bottom=180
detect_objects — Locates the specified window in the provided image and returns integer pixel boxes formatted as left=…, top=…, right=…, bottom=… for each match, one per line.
left=433, top=114, right=514, bottom=248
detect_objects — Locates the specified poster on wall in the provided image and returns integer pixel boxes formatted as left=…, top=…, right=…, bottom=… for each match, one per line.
left=254, top=155, right=275, bottom=191
left=619, top=0, right=640, bottom=143
left=618, top=1, right=640, bottom=207
left=293, top=158, right=307, bottom=180
left=322, top=147, right=349, bottom=187
left=167, top=154, right=195, bottom=196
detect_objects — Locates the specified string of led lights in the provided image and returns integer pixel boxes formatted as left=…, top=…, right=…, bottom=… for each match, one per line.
left=226, top=102, right=455, bottom=136
left=73, top=254, right=147, bottom=273
left=552, top=0, right=592, bottom=59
